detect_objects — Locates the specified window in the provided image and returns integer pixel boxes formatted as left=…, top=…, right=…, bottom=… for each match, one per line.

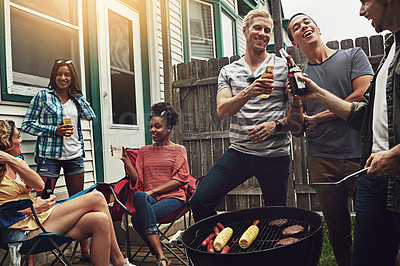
left=4, top=0, right=82, bottom=97
left=221, top=11, right=235, bottom=57
left=108, top=10, right=137, bottom=126
left=188, top=0, right=215, bottom=60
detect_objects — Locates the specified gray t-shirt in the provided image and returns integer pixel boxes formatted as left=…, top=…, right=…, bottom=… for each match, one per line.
left=303, top=47, right=374, bottom=159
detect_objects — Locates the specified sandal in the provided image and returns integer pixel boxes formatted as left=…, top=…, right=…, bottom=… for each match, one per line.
left=156, top=257, right=171, bottom=266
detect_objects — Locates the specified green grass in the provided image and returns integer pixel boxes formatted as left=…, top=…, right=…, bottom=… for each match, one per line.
left=318, top=216, right=355, bottom=266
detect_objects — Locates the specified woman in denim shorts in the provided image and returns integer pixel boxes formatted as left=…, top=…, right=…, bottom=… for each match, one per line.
left=21, top=59, right=96, bottom=262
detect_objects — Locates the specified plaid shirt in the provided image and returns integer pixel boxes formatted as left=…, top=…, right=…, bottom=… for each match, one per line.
left=21, top=89, right=96, bottom=161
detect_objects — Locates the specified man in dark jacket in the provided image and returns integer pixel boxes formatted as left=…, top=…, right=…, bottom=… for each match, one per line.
left=290, top=1, right=400, bottom=265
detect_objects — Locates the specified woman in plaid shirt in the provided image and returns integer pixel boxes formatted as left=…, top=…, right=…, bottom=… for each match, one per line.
left=21, top=59, right=96, bottom=262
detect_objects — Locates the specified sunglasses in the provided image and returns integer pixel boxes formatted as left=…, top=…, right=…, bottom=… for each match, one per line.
left=54, top=59, right=72, bottom=64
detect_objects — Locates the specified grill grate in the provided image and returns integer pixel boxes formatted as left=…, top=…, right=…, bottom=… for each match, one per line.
left=190, top=218, right=314, bottom=254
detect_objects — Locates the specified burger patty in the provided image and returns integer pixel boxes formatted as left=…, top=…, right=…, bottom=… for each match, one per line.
left=281, top=225, right=305, bottom=236
left=268, top=219, right=288, bottom=227
left=275, top=237, right=299, bottom=246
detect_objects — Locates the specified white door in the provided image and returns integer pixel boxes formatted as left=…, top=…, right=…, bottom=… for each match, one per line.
left=98, top=0, right=145, bottom=183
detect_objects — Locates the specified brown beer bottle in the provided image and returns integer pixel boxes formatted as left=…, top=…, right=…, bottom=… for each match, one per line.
left=279, top=48, right=306, bottom=96
left=41, top=177, right=53, bottom=199
left=259, top=65, right=274, bottom=98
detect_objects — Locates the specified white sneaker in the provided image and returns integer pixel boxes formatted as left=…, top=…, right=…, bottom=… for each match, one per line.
left=124, top=258, right=136, bottom=266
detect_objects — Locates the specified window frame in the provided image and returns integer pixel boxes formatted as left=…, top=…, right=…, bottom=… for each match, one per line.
left=188, top=0, right=216, bottom=60
left=183, top=0, right=238, bottom=63
left=220, top=9, right=236, bottom=58
left=1, top=0, right=86, bottom=103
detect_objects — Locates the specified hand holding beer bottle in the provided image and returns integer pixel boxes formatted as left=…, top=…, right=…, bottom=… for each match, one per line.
left=279, top=48, right=306, bottom=96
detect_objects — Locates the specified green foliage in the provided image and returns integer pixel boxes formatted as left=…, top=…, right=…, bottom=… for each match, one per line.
left=318, top=219, right=337, bottom=266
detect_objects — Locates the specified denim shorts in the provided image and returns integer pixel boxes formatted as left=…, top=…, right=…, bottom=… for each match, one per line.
left=36, top=155, right=84, bottom=178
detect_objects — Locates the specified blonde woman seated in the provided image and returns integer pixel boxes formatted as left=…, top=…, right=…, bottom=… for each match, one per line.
left=121, top=102, right=189, bottom=266
left=0, top=120, right=134, bottom=266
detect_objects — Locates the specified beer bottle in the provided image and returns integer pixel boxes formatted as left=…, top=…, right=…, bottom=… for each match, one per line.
left=259, top=65, right=274, bottom=98
left=279, top=48, right=306, bottom=96
left=63, top=108, right=72, bottom=135
left=41, top=177, right=53, bottom=199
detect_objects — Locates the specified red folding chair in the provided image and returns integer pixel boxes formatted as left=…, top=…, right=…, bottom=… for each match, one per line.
left=97, top=148, right=197, bottom=265
left=131, top=174, right=196, bottom=266
left=96, top=148, right=139, bottom=261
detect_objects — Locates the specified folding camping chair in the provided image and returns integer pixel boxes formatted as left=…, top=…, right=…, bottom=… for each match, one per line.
left=130, top=174, right=197, bottom=266
left=97, top=148, right=197, bottom=266
left=0, top=185, right=97, bottom=266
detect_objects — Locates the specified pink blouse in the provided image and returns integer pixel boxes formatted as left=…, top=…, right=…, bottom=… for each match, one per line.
left=135, top=144, right=189, bottom=202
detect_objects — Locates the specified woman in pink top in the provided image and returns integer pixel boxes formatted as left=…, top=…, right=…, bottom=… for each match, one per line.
left=121, top=102, right=189, bottom=266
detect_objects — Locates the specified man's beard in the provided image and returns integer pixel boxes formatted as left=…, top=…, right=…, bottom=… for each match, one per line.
left=375, top=1, right=388, bottom=33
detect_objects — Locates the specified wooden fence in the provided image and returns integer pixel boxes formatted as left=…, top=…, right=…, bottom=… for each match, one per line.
left=170, top=34, right=386, bottom=213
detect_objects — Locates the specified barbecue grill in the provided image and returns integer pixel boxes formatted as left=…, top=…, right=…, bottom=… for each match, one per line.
left=182, top=206, right=322, bottom=266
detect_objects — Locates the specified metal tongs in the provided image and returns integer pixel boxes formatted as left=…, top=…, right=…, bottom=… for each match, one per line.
left=310, top=167, right=370, bottom=189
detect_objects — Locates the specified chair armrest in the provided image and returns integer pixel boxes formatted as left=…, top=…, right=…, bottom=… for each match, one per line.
left=0, top=199, right=46, bottom=233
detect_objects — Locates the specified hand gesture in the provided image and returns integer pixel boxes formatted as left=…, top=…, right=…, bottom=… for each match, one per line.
left=304, top=114, right=318, bottom=133
left=246, top=78, right=274, bottom=98
left=33, top=195, right=56, bottom=214
left=365, top=148, right=400, bottom=178
left=121, top=146, right=128, bottom=162
left=56, top=124, right=73, bottom=137
left=248, top=121, right=276, bottom=143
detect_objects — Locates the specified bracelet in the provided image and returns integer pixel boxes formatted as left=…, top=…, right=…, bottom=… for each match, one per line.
left=289, top=102, right=303, bottom=109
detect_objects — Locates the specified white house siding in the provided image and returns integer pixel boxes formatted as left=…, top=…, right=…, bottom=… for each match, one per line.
left=154, top=0, right=184, bottom=102
left=0, top=102, right=95, bottom=200
left=237, top=17, right=246, bottom=56
left=222, top=0, right=236, bottom=12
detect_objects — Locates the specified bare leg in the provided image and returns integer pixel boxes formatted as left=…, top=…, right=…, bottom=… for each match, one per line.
left=65, top=173, right=90, bottom=259
left=27, top=191, right=125, bottom=266
left=147, top=234, right=170, bottom=266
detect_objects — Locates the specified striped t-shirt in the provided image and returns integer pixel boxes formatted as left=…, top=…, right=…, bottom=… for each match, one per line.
left=217, top=54, right=290, bottom=157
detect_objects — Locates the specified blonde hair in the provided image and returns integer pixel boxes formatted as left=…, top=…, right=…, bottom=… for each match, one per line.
left=243, top=9, right=273, bottom=30
left=0, top=120, right=16, bottom=180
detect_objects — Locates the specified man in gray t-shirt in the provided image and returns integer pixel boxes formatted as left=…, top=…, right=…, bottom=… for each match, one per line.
left=287, top=13, right=373, bottom=266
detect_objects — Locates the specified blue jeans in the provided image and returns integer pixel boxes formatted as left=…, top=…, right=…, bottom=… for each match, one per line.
left=131, top=191, right=184, bottom=236
left=352, top=173, right=400, bottom=266
left=191, top=148, right=290, bottom=222
left=36, top=156, right=84, bottom=178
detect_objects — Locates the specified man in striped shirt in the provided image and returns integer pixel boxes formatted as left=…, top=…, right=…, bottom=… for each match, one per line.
left=191, top=9, right=290, bottom=222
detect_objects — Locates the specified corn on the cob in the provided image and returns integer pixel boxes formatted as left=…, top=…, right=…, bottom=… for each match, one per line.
left=239, top=222, right=259, bottom=249
left=213, top=227, right=233, bottom=251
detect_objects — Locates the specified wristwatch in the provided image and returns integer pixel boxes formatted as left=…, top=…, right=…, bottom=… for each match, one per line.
left=274, top=120, right=283, bottom=132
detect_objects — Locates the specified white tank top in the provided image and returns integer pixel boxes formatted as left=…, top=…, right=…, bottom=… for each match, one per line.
left=60, top=99, right=82, bottom=160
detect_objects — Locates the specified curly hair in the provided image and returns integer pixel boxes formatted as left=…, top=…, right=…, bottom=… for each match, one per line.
left=150, top=102, right=179, bottom=129
left=0, top=120, right=16, bottom=180
left=48, top=59, right=82, bottom=94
